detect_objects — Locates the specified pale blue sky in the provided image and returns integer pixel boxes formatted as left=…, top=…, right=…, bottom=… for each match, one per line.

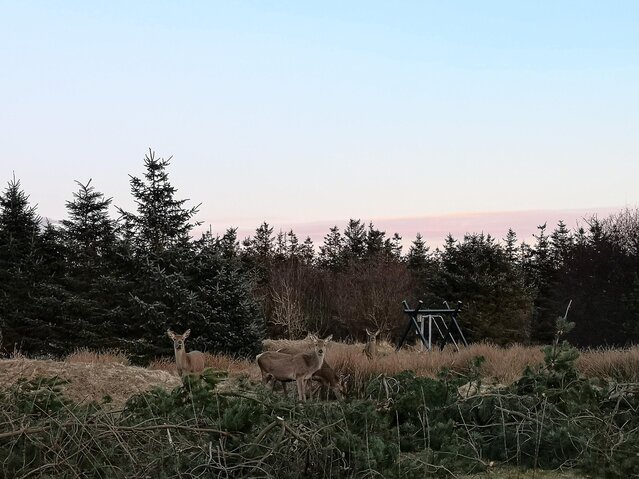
left=1, top=1, right=637, bottom=242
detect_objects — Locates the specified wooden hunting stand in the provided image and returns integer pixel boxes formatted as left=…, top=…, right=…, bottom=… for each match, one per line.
left=396, top=300, right=468, bottom=352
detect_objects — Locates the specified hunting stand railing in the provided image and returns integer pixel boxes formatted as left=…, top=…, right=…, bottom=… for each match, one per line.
left=396, top=300, right=468, bottom=352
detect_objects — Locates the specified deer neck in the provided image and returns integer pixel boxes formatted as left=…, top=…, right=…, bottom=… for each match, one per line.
left=312, top=350, right=325, bottom=369
left=174, top=346, right=189, bottom=369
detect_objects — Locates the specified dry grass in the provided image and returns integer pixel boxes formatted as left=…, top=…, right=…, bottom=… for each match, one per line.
left=65, top=348, right=130, bottom=366
left=577, top=345, right=639, bottom=382
left=261, top=339, right=545, bottom=395
left=149, top=353, right=257, bottom=379
left=0, top=358, right=181, bottom=408
left=2, top=341, right=638, bottom=407
left=265, top=339, right=543, bottom=379
left=262, top=339, right=639, bottom=395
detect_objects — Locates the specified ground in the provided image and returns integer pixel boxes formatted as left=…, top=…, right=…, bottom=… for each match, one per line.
left=0, top=358, right=181, bottom=408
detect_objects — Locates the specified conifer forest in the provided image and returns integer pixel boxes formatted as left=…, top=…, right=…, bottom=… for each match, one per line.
left=1, top=151, right=639, bottom=478
left=2, top=151, right=638, bottom=358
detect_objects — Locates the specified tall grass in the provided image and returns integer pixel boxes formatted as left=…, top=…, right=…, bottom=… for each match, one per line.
left=260, top=339, right=639, bottom=395
left=62, top=341, right=639, bottom=392
left=65, top=347, right=130, bottom=365
left=577, top=346, right=639, bottom=382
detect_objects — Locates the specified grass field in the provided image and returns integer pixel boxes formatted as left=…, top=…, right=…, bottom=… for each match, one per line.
left=2, top=340, right=636, bottom=478
left=2, top=340, right=638, bottom=406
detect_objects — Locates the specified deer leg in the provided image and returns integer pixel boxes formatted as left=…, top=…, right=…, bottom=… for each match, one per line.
left=281, top=381, right=288, bottom=397
left=296, top=378, right=305, bottom=402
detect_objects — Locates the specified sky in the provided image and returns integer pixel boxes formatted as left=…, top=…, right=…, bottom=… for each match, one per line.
left=1, top=1, right=637, bottom=247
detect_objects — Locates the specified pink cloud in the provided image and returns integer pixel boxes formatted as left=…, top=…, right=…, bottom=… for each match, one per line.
left=199, top=206, right=626, bottom=250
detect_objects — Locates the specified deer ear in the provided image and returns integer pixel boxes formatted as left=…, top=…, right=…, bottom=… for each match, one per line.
left=167, top=330, right=175, bottom=339
left=375, top=330, right=381, bottom=336
left=324, top=334, right=333, bottom=342
left=366, top=328, right=371, bottom=335
left=307, top=334, right=318, bottom=341
left=183, top=329, right=191, bottom=338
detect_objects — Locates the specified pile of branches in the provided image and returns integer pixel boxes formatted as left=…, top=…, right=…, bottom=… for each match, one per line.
left=0, top=375, right=400, bottom=478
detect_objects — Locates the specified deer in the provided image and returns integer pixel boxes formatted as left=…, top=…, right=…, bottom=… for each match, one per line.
left=363, top=328, right=380, bottom=359
left=308, top=360, right=347, bottom=400
left=264, top=358, right=346, bottom=400
left=256, top=335, right=332, bottom=401
left=167, top=329, right=206, bottom=377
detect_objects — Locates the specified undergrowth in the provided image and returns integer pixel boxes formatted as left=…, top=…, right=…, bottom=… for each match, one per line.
left=1, top=320, right=638, bottom=478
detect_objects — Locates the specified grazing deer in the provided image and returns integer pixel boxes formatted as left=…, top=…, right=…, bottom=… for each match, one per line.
left=256, top=335, right=332, bottom=401
left=363, top=328, right=380, bottom=359
left=265, top=359, right=346, bottom=400
left=167, top=329, right=205, bottom=377
left=308, top=361, right=347, bottom=400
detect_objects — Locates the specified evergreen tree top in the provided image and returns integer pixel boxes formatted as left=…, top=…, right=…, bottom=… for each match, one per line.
left=118, top=150, right=201, bottom=254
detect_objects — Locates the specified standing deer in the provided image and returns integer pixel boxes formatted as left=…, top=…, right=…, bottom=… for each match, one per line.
left=167, top=329, right=205, bottom=377
left=363, top=328, right=380, bottom=359
left=264, top=359, right=346, bottom=400
left=256, top=335, right=332, bottom=401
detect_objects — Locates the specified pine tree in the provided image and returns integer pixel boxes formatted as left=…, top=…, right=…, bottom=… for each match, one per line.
left=118, top=150, right=200, bottom=254
left=503, top=228, right=518, bottom=264
left=344, top=219, right=366, bottom=261
left=407, top=233, right=429, bottom=271
left=435, top=233, right=532, bottom=343
left=274, top=230, right=287, bottom=261
left=530, top=223, right=558, bottom=343
left=319, top=226, right=344, bottom=271
left=59, top=180, right=120, bottom=350
left=217, top=228, right=240, bottom=259
left=299, top=236, right=315, bottom=265
left=188, top=235, right=264, bottom=357
left=0, top=177, right=56, bottom=354
left=365, top=222, right=386, bottom=257
left=550, top=220, right=573, bottom=268
left=384, top=232, right=403, bottom=260
left=247, top=222, right=274, bottom=262
left=0, top=176, right=41, bottom=260
left=286, top=230, right=300, bottom=258
left=62, top=180, right=116, bottom=266
left=112, top=151, right=205, bottom=358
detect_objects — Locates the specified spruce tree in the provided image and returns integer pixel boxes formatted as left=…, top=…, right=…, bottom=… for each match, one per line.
left=530, top=223, right=557, bottom=343
left=275, top=230, right=287, bottom=261
left=435, top=233, right=532, bottom=343
left=550, top=220, right=573, bottom=268
left=118, top=149, right=200, bottom=254
left=217, top=227, right=240, bottom=259
left=319, top=226, right=344, bottom=271
left=115, top=151, right=203, bottom=359
left=286, top=230, right=300, bottom=258
left=0, top=177, right=58, bottom=354
left=299, top=236, right=315, bottom=265
left=407, top=233, right=429, bottom=271
left=503, top=228, right=518, bottom=264
left=0, top=176, right=41, bottom=260
left=59, top=180, right=120, bottom=350
left=384, top=232, right=403, bottom=260
left=62, top=180, right=116, bottom=265
left=344, top=219, right=366, bottom=261
left=365, top=222, right=385, bottom=257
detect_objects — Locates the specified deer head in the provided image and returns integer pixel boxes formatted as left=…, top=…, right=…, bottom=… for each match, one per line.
left=312, top=334, right=332, bottom=357
left=167, top=329, right=191, bottom=351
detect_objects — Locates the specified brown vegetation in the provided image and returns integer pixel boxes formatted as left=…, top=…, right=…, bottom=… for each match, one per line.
left=65, top=348, right=130, bottom=365
left=0, top=358, right=180, bottom=408
left=2, top=342, right=638, bottom=407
